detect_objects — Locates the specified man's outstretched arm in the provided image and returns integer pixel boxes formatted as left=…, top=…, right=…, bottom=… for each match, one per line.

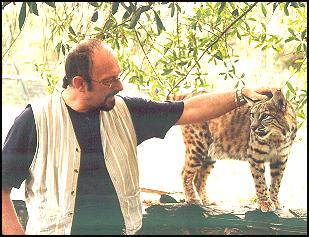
left=176, top=87, right=278, bottom=125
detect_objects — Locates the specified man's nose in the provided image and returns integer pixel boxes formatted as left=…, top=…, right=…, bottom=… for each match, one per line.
left=114, top=80, right=123, bottom=92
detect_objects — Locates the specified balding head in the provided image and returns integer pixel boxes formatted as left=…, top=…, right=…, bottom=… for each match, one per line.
left=63, top=39, right=116, bottom=90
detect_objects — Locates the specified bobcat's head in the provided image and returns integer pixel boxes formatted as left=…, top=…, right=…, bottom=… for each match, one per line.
left=245, top=90, right=297, bottom=141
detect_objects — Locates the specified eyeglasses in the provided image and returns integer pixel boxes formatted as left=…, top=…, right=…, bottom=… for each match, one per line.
left=91, top=77, right=121, bottom=88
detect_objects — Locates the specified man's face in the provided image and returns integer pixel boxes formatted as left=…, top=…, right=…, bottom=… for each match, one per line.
left=84, top=44, right=123, bottom=111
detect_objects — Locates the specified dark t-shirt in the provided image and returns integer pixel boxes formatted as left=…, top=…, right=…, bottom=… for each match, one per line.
left=2, top=95, right=184, bottom=234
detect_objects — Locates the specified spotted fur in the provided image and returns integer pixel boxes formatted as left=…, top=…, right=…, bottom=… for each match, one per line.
left=168, top=90, right=297, bottom=212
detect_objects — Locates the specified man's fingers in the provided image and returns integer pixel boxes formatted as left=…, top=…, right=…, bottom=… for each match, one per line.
left=242, top=88, right=267, bottom=101
left=255, top=87, right=280, bottom=95
left=255, top=94, right=268, bottom=100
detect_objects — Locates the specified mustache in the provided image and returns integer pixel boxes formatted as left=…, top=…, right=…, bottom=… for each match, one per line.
left=107, top=90, right=119, bottom=98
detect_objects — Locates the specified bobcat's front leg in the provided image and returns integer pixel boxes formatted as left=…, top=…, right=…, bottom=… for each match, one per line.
left=249, top=158, right=275, bottom=212
left=182, top=165, right=201, bottom=204
left=269, top=159, right=288, bottom=209
left=194, top=160, right=216, bottom=205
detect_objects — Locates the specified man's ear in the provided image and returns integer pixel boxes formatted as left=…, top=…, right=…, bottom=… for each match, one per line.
left=72, top=76, right=86, bottom=92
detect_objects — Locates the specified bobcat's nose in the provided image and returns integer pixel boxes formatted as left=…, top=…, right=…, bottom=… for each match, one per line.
left=250, top=123, right=259, bottom=132
left=251, top=124, right=267, bottom=136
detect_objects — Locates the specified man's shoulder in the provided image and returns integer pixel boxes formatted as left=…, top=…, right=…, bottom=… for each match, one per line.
left=119, top=95, right=182, bottom=107
left=118, top=95, right=149, bottom=103
left=14, top=105, right=34, bottom=124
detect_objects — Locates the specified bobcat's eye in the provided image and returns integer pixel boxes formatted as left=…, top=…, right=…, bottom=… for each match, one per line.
left=260, top=113, right=272, bottom=121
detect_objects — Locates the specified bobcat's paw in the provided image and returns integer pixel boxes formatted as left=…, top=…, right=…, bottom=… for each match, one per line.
left=258, top=199, right=276, bottom=212
left=186, top=198, right=202, bottom=205
left=271, top=198, right=281, bottom=209
left=201, top=198, right=216, bottom=206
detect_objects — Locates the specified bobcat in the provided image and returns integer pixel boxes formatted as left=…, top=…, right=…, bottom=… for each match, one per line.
left=168, top=90, right=297, bottom=212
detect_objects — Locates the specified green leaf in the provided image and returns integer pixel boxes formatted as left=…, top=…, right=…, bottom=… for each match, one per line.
left=231, top=9, right=239, bottom=17
left=261, top=45, right=268, bottom=51
left=103, top=18, right=114, bottom=31
left=297, top=110, right=305, bottom=119
left=123, top=10, right=131, bottom=19
left=175, top=70, right=185, bottom=76
left=88, top=2, right=98, bottom=8
left=214, top=51, right=223, bottom=60
left=261, top=3, right=267, bottom=17
left=286, top=81, right=296, bottom=94
left=18, top=2, right=27, bottom=30
left=55, top=42, right=62, bottom=53
left=112, top=2, right=119, bottom=15
left=27, top=2, right=39, bottom=16
left=298, top=98, right=307, bottom=110
left=115, top=38, right=120, bottom=50
left=68, top=34, right=78, bottom=43
left=69, top=26, right=76, bottom=36
left=288, top=28, right=295, bottom=36
left=162, top=68, right=173, bottom=76
left=272, top=2, right=278, bottom=13
left=218, top=2, right=226, bottom=16
left=2, top=2, right=12, bottom=10
left=261, top=23, right=266, bottom=32
left=177, top=62, right=187, bottom=66
left=271, top=45, right=279, bottom=52
left=290, top=2, right=299, bottom=8
left=154, top=11, right=165, bottom=34
left=44, top=2, right=56, bottom=8
left=191, top=21, right=197, bottom=30
left=285, top=36, right=296, bottom=43
left=174, top=3, right=181, bottom=15
left=296, top=44, right=302, bottom=53
left=129, top=8, right=143, bottom=29
left=91, top=10, right=98, bottom=22
left=61, top=44, right=65, bottom=55
left=297, top=121, right=304, bottom=130
left=236, top=30, right=241, bottom=40
left=170, top=2, right=175, bottom=17
left=301, top=30, right=306, bottom=40
left=284, top=3, right=289, bottom=16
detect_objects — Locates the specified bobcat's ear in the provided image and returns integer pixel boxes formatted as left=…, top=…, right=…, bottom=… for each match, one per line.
left=272, top=90, right=286, bottom=112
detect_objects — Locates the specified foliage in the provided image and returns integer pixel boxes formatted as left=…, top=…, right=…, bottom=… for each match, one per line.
left=34, top=63, right=61, bottom=95
left=2, top=2, right=307, bottom=127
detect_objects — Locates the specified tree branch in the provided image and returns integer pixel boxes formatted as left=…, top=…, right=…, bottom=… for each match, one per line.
left=167, top=2, right=259, bottom=97
left=133, top=29, right=163, bottom=84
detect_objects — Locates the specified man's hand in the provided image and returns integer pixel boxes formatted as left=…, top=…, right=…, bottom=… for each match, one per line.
left=242, top=87, right=280, bottom=102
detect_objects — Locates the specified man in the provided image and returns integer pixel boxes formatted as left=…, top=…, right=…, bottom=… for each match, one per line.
left=2, top=39, right=277, bottom=235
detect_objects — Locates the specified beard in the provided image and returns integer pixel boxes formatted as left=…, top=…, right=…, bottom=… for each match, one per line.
left=98, top=92, right=117, bottom=111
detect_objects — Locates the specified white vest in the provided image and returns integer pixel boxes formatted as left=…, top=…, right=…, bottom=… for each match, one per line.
left=25, top=93, right=142, bottom=235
